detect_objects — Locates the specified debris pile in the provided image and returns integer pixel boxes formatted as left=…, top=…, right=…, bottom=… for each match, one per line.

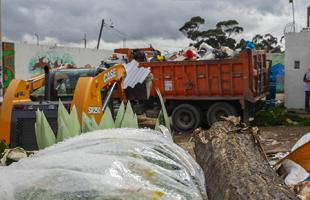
left=129, top=43, right=240, bottom=63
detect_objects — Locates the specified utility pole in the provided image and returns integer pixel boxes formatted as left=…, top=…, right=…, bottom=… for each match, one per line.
left=307, top=6, right=310, bottom=27
left=0, top=0, right=3, bottom=102
left=123, top=38, right=126, bottom=48
left=83, top=33, right=87, bottom=48
left=97, top=19, right=124, bottom=49
left=289, top=0, right=296, bottom=32
left=97, top=19, right=104, bottom=49
left=34, top=33, right=39, bottom=46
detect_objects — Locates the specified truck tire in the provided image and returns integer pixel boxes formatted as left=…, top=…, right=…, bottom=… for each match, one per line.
left=172, top=104, right=201, bottom=133
left=206, top=102, right=238, bottom=126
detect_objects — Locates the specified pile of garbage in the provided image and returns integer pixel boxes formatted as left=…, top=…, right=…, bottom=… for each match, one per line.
left=129, top=43, right=239, bottom=63
left=0, top=128, right=207, bottom=200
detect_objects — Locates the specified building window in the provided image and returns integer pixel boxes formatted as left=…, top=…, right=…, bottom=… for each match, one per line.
left=294, top=60, right=300, bottom=69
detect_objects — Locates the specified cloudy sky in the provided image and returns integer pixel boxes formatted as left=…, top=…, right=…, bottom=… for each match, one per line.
left=2, top=0, right=309, bottom=51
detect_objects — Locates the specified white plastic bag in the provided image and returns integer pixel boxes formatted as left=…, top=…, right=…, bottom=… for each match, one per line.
left=199, top=42, right=214, bottom=52
left=220, top=46, right=236, bottom=57
left=291, top=132, right=310, bottom=151
left=282, top=159, right=309, bottom=185
left=0, top=128, right=206, bottom=200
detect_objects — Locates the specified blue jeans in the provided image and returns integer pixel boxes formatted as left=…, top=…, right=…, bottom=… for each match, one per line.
left=305, top=91, right=310, bottom=109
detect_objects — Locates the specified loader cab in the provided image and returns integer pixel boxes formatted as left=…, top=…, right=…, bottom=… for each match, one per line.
left=30, top=67, right=98, bottom=101
left=50, top=68, right=97, bottom=101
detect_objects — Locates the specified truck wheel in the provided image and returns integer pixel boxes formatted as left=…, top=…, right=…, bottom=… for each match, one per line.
left=206, top=102, right=238, bottom=126
left=172, top=104, right=201, bottom=133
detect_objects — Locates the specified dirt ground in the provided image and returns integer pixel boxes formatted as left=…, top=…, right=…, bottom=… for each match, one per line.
left=137, top=114, right=310, bottom=157
left=259, top=126, right=310, bottom=153
left=174, top=126, right=310, bottom=161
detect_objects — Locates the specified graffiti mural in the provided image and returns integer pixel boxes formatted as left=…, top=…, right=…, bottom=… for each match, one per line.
left=267, top=53, right=285, bottom=93
left=28, top=51, right=76, bottom=75
left=3, top=42, right=15, bottom=89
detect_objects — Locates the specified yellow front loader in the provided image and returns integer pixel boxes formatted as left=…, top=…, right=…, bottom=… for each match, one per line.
left=0, top=64, right=129, bottom=150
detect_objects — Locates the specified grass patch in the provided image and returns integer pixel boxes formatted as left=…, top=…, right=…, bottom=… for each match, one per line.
left=254, top=102, right=310, bottom=126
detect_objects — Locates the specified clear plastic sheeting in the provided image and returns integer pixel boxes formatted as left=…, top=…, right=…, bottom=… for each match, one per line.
left=0, top=128, right=207, bottom=200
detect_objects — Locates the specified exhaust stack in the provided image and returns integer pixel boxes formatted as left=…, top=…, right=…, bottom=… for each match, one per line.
left=44, top=65, right=50, bottom=101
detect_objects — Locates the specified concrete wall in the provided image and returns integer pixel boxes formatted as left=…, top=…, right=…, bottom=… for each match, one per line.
left=14, top=43, right=112, bottom=80
left=285, top=32, right=310, bottom=109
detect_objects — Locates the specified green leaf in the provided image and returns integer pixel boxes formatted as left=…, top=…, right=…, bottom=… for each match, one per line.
left=121, top=101, right=135, bottom=128
left=56, top=117, right=70, bottom=142
left=99, top=107, right=115, bottom=129
left=35, top=110, right=56, bottom=150
left=156, top=88, right=171, bottom=133
left=56, top=102, right=81, bottom=141
left=133, top=114, right=139, bottom=129
left=82, top=113, right=98, bottom=133
left=82, top=113, right=91, bottom=133
left=68, top=105, right=81, bottom=137
left=155, top=111, right=163, bottom=132
left=90, top=117, right=99, bottom=130
left=35, top=108, right=42, bottom=129
left=115, top=102, right=125, bottom=128
left=57, top=100, right=69, bottom=127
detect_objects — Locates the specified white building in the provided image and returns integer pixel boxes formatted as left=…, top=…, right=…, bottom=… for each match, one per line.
left=285, top=31, right=310, bottom=109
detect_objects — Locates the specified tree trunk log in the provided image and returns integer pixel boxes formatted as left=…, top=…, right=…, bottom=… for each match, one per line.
left=194, top=119, right=298, bottom=200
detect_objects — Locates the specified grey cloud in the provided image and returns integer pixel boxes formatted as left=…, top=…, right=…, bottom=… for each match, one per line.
left=2, top=0, right=303, bottom=44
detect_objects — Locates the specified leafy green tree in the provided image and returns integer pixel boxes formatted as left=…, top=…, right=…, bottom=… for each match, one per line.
left=216, top=20, right=244, bottom=37
left=179, top=16, right=205, bottom=41
left=235, top=39, right=247, bottom=50
left=179, top=17, right=244, bottom=49
left=253, top=34, right=282, bottom=53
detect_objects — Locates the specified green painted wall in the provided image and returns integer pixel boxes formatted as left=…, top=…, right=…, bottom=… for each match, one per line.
left=2, top=42, right=15, bottom=89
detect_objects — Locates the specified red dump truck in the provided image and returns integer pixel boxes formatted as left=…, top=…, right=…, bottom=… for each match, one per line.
left=115, top=48, right=268, bottom=132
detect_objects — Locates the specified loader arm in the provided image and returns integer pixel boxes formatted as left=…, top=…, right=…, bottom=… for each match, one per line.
left=71, top=64, right=127, bottom=124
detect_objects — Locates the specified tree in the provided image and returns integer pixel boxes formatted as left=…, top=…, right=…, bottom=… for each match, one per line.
left=179, top=16, right=205, bottom=41
left=235, top=38, right=246, bottom=50
left=216, top=20, right=244, bottom=38
left=179, top=17, right=244, bottom=49
left=253, top=34, right=282, bottom=53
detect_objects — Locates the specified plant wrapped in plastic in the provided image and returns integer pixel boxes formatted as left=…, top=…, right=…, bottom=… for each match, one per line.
left=0, top=128, right=207, bottom=200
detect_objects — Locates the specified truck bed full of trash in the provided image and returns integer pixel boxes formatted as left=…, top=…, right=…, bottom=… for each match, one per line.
left=0, top=128, right=207, bottom=200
